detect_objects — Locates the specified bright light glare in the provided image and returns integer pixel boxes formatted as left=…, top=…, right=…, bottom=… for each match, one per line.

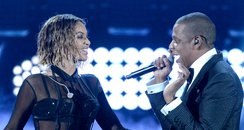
left=31, top=55, right=39, bottom=65
left=109, top=47, right=124, bottom=63
left=38, top=64, right=47, bottom=72
left=231, top=65, right=244, bottom=79
left=123, top=47, right=139, bottom=64
left=138, top=94, right=151, bottom=110
left=13, top=65, right=22, bottom=75
left=123, top=94, right=138, bottom=110
left=222, top=50, right=228, bottom=59
left=227, top=48, right=243, bottom=65
left=99, top=78, right=110, bottom=93
left=107, top=63, right=124, bottom=78
left=123, top=63, right=139, bottom=77
left=154, top=47, right=170, bottom=58
left=13, top=76, right=23, bottom=87
left=21, top=60, right=32, bottom=71
left=138, top=47, right=154, bottom=64
left=31, top=66, right=41, bottom=74
left=78, top=63, right=93, bottom=74
left=12, top=47, right=244, bottom=111
left=13, top=87, right=20, bottom=96
left=93, top=47, right=109, bottom=63
left=107, top=79, right=124, bottom=94
left=87, top=48, right=94, bottom=63
left=123, top=80, right=140, bottom=94
left=22, top=71, right=31, bottom=79
left=107, top=94, right=123, bottom=110
left=93, top=64, right=109, bottom=79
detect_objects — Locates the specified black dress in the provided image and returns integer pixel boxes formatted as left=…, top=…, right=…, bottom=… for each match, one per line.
left=5, top=65, right=126, bottom=130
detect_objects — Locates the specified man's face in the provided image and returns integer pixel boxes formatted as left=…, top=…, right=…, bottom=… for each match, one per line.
left=169, top=23, right=194, bottom=68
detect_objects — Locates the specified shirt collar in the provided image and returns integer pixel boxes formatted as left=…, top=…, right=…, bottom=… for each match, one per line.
left=190, top=48, right=217, bottom=82
left=51, top=65, right=79, bottom=82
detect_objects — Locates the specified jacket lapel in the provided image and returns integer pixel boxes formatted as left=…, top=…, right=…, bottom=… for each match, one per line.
left=184, top=52, right=223, bottom=101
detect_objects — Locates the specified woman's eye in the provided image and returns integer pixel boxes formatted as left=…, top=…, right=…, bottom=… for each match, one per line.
left=77, top=35, right=84, bottom=39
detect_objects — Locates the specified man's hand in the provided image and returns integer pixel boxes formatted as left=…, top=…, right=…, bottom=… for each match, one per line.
left=146, top=55, right=172, bottom=86
left=163, top=59, right=190, bottom=104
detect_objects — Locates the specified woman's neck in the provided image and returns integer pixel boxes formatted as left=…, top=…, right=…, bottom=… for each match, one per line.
left=57, top=64, right=76, bottom=76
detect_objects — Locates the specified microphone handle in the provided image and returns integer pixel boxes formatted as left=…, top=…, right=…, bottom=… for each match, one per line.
left=125, top=55, right=173, bottom=79
left=125, top=65, right=158, bottom=79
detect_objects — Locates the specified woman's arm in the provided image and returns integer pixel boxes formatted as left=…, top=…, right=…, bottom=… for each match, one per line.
left=4, top=79, right=35, bottom=130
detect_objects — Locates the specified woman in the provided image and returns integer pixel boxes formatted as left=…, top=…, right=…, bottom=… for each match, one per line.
left=5, top=14, right=127, bottom=130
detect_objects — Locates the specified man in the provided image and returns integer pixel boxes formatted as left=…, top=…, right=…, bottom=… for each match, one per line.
left=146, top=12, right=243, bottom=130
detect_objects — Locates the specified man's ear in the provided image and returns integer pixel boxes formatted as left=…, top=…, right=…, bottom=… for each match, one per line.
left=194, top=39, right=199, bottom=45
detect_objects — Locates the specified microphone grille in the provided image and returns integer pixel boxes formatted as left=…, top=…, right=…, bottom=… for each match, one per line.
left=168, top=55, right=174, bottom=64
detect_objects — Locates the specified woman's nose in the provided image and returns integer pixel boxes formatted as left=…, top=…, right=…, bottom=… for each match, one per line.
left=84, top=38, right=91, bottom=46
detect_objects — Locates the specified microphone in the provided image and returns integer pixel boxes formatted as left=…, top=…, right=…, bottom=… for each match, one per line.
left=125, top=55, right=174, bottom=79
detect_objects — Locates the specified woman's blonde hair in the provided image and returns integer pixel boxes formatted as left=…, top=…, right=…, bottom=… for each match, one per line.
left=37, top=14, right=86, bottom=67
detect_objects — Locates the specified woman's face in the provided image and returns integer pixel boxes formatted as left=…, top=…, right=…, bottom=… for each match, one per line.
left=74, top=21, right=91, bottom=61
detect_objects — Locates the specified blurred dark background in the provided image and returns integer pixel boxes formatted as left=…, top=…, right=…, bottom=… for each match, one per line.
left=0, top=0, right=243, bottom=129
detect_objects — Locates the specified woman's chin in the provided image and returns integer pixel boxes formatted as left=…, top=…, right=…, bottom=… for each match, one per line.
left=78, top=57, right=88, bottom=62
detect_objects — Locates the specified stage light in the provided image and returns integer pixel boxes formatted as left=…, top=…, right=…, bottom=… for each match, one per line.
left=13, top=65, right=22, bottom=75
left=107, top=79, right=124, bottom=94
left=124, top=47, right=139, bottom=64
left=123, top=80, right=140, bottom=95
left=78, top=63, right=94, bottom=74
left=109, top=47, right=124, bottom=64
left=107, top=94, right=123, bottom=110
left=21, top=60, right=32, bottom=71
left=22, top=71, right=31, bottom=79
left=221, top=50, right=228, bottom=59
left=154, top=47, right=170, bottom=58
left=138, top=94, right=151, bottom=110
left=87, top=48, right=94, bottom=63
left=0, top=43, right=5, bottom=59
left=0, top=30, right=29, bottom=37
left=11, top=47, right=244, bottom=110
left=93, top=64, right=109, bottom=79
left=231, top=65, right=244, bottom=80
left=107, top=63, right=124, bottom=78
left=31, top=66, right=41, bottom=74
left=123, top=94, right=138, bottom=110
left=93, top=47, right=109, bottom=64
left=138, top=47, right=154, bottom=64
left=99, top=78, right=110, bottom=93
left=123, top=63, right=138, bottom=78
left=13, top=75, right=23, bottom=87
left=137, top=79, right=150, bottom=94
left=227, top=48, right=243, bottom=65
left=13, top=88, right=20, bottom=96
left=31, top=55, right=39, bottom=65
left=108, top=27, right=149, bottom=36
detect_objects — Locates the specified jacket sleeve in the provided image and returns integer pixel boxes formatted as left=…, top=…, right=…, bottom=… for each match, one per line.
left=166, top=73, right=243, bottom=130
left=146, top=91, right=175, bottom=130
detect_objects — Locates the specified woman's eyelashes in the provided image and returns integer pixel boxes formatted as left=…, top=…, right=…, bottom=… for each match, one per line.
left=76, top=33, right=89, bottom=40
left=76, top=33, right=84, bottom=39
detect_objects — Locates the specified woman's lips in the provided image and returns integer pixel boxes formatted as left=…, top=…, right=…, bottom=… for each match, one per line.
left=80, top=48, right=88, bottom=54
